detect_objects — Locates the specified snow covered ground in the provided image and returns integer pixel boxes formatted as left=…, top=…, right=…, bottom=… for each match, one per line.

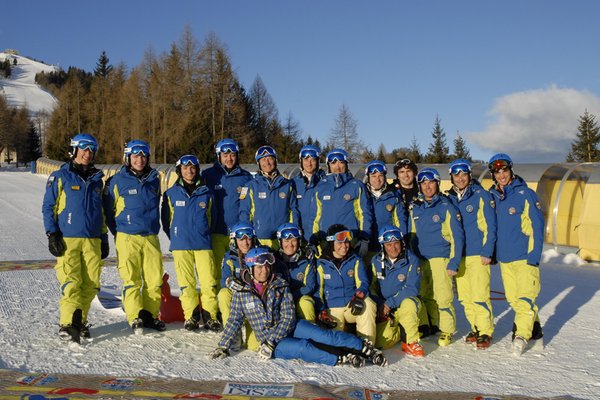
left=1, top=169, right=600, bottom=399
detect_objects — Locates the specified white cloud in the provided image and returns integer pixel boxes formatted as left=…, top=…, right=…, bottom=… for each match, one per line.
left=467, top=86, right=600, bottom=162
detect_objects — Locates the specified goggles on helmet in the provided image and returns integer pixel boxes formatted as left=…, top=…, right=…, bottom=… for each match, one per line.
left=246, top=252, right=276, bottom=266
left=231, top=227, right=256, bottom=240
left=417, top=170, right=440, bottom=183
left=277, top=226, right=302, bottom=240
left=326, top=230, right=353, bottom=243
left=326, top=152, right=348, bottom=164
left=378, top=229, right=403, bottom=244
left=74, top=140, right=98, bottom=152
left=217, top=142, right=239, bottom=154
left=300, top=148, right=320, bottom=159
left=176, top=155, right=200, bottom=167
left=126, top=144, right=150, bottom=157
left=490, top=159, right=511, bottom=172
left=366, top=162, right=386, bottom=175
left=449, top=163, right=471, bottom=175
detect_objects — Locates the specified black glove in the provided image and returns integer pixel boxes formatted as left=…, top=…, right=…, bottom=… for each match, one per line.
left=317, top=310, right=337, bottom=329
left=226, top=276, right=246, bottom=292
left=101, top=239, right=109, bottom=260
left=48, top=232, right=66, bottom=257
left=348, top=291, right=366, bottom=316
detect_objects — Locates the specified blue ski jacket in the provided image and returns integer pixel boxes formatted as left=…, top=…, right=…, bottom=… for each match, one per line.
left=239, top=172, right=300, bottom=240
left=201, top=163, right=252, bottom=235
left=160, top=179, right=215, bottom=251
left=446, top=179, right=497, bottom=258
left=274, top=253, right=318, bottom=301
left=312, top=172, right=374, bottom=241
left=367, top=184, right=408, bottom=251
left=408, top=193, right=465, bottom=271
left=220, top=249, right=246, bottom=288
left=314, top=252, right=371, bottom=311
left=370, top=249, right=421, bottom=310
left=42, top=162, right=106, bottom=238
left=489, top=176, right=545, bottom=265
left=103, top=166, right=161, bottom=236
left=292, top=169, right=326, bottom=241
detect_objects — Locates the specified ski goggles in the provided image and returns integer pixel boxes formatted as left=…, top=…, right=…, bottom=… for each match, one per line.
left=326, top=152, right=348, bottom=163
left=395, top=159, right=416, bottom=170
left=449, top=163, right=471, bottom=175
left=326, top=230, right=353, bottom=243
left=366, top=163, right=387, bottom=175
left=217, top=142, right=239, bottom=154
left=246, top=252, right=276, bottom=266
left=230, top=227, right=256, bottom=240
left=489, top=159, right=511, bottom=172
left=277, top=226, right=302, bottom=240
left=417, top=170, right=440, bottom=183
left=378, top=229, right=403, bottom=244
left=126, top=144, right=150, bottom=157
left=74, top=140, right=98, bottom=152
left=176, top=155, right=200, bottom=167
left=300, top=148, right=320, bottom=159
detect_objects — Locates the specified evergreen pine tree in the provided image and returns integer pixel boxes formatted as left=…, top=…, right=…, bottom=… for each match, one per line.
left=453, top=131, right=471, bottom=160
left=425, top=115, right=450, bottom=163
left=94, top=51, right=113, bottom=78
left=407, top=136, right=423, bottom=163
left=567, top=110, right=600, bottom=162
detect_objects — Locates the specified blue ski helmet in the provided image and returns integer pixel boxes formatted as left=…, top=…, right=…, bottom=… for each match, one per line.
left=123, top=139, right=150, bottom=165
left=69, top=133, right=98, bottom=159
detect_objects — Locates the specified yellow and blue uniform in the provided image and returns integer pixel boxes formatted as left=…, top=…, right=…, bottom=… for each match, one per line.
left=274, top=253, right=317, bottom=322
left=489, top=176, right=544, bottom=340
left=370, top=249, right=422, bottom=349
left=161, top=179, right=219, bottom=321
left=447, top=179, right=497, bottom=338
left=409, top=193, right=464, bottom=336
left=292, top=170, right=326, bottom=242
left=367, top=185, right=407, bottom=252
left=239, top=172, right=300, bottom=247
left=314, top=252, right=376, bottom=342
left=42, top=162, right=106, bottom=326
left=103, top=166, right=163, bottom=324
left=201, top=162, right=252, bottom=268
left=312, top=172, right=374, bottom=243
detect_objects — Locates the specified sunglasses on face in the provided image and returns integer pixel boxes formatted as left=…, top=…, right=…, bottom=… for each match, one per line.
left=247, top=252, right=276, bottom=266
left=76, top=140, right=98, bottom=152
left=278, top=227, right=302, bottom=240
left=450, top=163, right=471, bottom=175
left=326, top=230, right=353, bottom=243
left=417, top=171, right=439, bottom=183
left=217, top=143, right=239, bottom=154
left=176, top=155, right=199, bottom=167
left=300, top=149, right=319, bottom=159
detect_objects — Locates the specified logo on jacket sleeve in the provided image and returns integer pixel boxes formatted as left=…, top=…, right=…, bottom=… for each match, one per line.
left=296, top=272, right=305, bottom=281
left=239, top=187, right=248, bottom=199
left=432, top=214, right=440, bottom=223
left=279, top=192, right=287, bottom=199
left=398, top=274, right=406, bottom=282
left=465, top=205, right=474, bottom=213
left=386, top=204, right=394, bottom=212
left=508, top=207, right=517, bottom=215
left=343, top=194, right=351, bottom=201
left=199, top=201, right=207, bottom=208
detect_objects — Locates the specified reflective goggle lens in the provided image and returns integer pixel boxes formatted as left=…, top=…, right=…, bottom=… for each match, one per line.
left=300, top=149, right=319, bottom=159
left=326, top=230, right=353, bottom=242
left=367, top=164, right=386, bottom=175
left=379, top=230, right=402, bottom=244
left=129, top=145, right=150, bottom=156
left=278, top=227, right=302, bottom=239
left=233, top=228, right=255, bottom=239
left=218, top=143, right=239, bottom=154
left=450, top=163, right=471, bottom=175
left=417, top=171, right=438, bottom=183
left=176, top=155, right=199, bottom=167
left=490, top=159, right=510, bottom=172
left=247, top=252, right=276, bottom=266
left=76, top=140, right=98, bottom=152
left=327, top=153, right=347, bottom=163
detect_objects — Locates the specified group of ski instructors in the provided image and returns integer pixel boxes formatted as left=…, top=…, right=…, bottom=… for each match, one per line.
left=42, top=132, right=544, bottom=368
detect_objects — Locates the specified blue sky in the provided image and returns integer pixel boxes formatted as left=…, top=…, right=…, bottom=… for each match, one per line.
left=3, top=0, right=600, bottom=162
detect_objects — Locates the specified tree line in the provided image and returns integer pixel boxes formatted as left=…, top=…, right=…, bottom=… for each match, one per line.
left=0, top=96, right=42, bottom=165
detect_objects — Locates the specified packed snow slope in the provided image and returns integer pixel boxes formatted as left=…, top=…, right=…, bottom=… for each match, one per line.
left=1, top=169, right=599, bottom=399
left=0, top=51, right=57, bottom=114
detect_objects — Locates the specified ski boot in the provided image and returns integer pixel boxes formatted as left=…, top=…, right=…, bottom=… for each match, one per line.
left=337, top=353, right=366, bottom=368
left=361, top=338, right=388, bottom=366
left=139, top=309, right=166, bottom=331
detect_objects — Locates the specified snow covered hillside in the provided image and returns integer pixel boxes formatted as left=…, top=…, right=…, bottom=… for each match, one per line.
left=1, top=169, right=600, bottom=399
left=0, top=51, right=58, bottom=114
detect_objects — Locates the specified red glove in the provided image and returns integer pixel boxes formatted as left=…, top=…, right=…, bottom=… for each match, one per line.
left=317, top=310, right=337, bottom=329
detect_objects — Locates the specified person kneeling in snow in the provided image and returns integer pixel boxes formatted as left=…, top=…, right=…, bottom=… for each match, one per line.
left=209, top=247, right=387, bottom=367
